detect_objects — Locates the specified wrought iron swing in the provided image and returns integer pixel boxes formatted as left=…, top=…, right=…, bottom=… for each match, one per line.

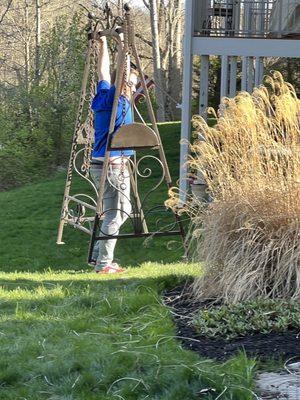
left=56, top=3, right=185, bottom=263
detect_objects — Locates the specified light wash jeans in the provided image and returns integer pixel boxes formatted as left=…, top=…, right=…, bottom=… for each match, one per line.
left=90, top=163, right=131, bottom=270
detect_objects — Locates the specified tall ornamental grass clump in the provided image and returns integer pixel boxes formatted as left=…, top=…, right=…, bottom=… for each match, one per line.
left=172, top=72, right=300, bottom=303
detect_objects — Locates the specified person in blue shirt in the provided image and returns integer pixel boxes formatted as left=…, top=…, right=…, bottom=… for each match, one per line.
left=89, top=35, right=138, bottom=274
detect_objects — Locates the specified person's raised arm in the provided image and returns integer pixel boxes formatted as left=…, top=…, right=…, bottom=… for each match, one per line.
left=97, top=36, right=110, bottom=84
left=92, top=36, right=115, bottom=112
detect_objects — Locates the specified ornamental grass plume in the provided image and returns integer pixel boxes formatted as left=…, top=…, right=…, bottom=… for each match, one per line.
left=170, top=72, right=300, bottom=303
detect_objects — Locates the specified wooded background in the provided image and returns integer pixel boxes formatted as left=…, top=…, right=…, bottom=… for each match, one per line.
left=0, top=0, right=298, bottom=190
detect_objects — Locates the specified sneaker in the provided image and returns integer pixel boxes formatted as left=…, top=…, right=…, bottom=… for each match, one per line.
left=88, top=259, right=96, bottom=267
left=111, top=262, right=122, bottom=269
left=95, top=264, right=125, bottom=274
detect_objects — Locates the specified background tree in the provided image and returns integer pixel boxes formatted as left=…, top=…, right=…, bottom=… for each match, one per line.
left=142, top=0, right=184, bottom=120
left=148, top=0, right=165, bottom=121
left=0, top=1, right=298, bottom=191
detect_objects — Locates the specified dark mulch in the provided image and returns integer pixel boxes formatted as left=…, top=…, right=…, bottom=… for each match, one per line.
left=164, top=284, right=300, bottom=362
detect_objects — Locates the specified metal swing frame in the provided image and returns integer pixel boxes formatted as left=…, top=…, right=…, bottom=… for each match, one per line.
left=56, top=4, right=185, bottom=262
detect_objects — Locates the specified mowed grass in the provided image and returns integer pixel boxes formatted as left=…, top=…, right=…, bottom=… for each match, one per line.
left=0, top=266, right=256, bottom=400
left=0, top=122, right=185, bottom=272
left=0, top=122, right=257, bottom=399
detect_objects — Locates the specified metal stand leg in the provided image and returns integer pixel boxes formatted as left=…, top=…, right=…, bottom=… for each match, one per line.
left=59, top=5, right=186, bottom=262
left=57, top=41, right=93, bottom=245
left=128, top=161, right=149, bottom=234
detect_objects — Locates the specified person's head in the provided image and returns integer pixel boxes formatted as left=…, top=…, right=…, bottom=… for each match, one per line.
left=111, top=68, right=139, bottom=94
left=127, top=69, right=139, bottom=94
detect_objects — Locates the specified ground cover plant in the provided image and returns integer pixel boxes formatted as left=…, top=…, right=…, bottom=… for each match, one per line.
left=169, top=72, right=300, bottom=303
left=192, top=298, right=300, bottom=340
left=165, top=285, right=300, bottom=363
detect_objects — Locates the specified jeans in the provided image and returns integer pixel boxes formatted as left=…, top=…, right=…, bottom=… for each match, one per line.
left=90, top=163, right=131, bottom=269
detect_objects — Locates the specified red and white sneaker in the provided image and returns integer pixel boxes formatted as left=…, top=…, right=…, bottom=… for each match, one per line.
left=96, top=263, right=125, bottom=274
left=88, top=259, right=96, bottom=268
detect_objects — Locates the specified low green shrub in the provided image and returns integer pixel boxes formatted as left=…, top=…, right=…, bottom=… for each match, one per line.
left=193, top=298, right=300, bottom=340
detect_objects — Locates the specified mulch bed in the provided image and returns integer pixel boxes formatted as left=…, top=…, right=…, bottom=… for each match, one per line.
left=164, top=284, right=300, bottom=362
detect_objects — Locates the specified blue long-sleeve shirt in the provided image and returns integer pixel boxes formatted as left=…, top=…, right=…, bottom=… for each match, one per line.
left=91, top=80, right=134, bottom=158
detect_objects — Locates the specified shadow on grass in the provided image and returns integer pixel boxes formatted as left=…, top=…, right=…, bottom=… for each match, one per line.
left=0, top=271, right=193, bottom=296
left=0, top=234, right=186, bottom=272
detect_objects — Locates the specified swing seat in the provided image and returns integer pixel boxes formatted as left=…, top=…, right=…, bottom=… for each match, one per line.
left=110, top=123, right=159, bottom=150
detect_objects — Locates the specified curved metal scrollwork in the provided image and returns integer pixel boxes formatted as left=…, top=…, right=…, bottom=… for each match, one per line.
left=136, top=155, right=165, bottom=208
left=97, top=207, right=133, bottom=237
left=73, top=148, right=98, bottom=197
left=90, top=154, right=180, bottom=241
left=57, top=5, right=185, bottom=253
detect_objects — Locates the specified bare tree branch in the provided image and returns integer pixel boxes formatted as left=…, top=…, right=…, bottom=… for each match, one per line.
left=135, top=33, right=152, bottom=47
left=0, top=0, right=13, bottom=25
left=142, top=0, right=150, bottom=10
left=139, top=54, right=152, bottom=60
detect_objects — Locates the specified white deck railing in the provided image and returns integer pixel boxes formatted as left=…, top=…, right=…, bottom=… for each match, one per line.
left=193, top=0, right=300, bottom=38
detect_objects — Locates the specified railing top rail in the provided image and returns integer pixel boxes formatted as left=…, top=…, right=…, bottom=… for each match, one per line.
left=192, top=0, right=300, bottom=39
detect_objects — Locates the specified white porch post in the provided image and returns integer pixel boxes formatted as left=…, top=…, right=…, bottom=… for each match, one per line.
left=179, top=0, right=195, bottom=203
left=220, top=55, right=229, bottom=100
left=241, top=56, right=248, bottom=91
left=229, top=56, right=238, bottom=98
left=255, top=57, right=264, bottom=87
left=199, top=55, right=209, bottom=119
left=248, top=56, right=254, bottom=92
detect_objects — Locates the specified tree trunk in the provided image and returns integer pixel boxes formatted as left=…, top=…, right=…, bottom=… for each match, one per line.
left=24, top=0, right=30, bottom=92
left=149, top=0, right=165, bottom=122
left=166, top=0, right=183, bottom=120
left=35, top=0, right=41, bottom=83
left=24, top=0, right=33, bottom=129
left=175, top=0, right=183, bottom=69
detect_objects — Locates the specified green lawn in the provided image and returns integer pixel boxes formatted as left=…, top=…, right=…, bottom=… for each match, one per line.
left=0, top=122, right=257, bottom=399
left=0, top=266, right=256, bottom=400
left=0, top=122, right=185, bottom=272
